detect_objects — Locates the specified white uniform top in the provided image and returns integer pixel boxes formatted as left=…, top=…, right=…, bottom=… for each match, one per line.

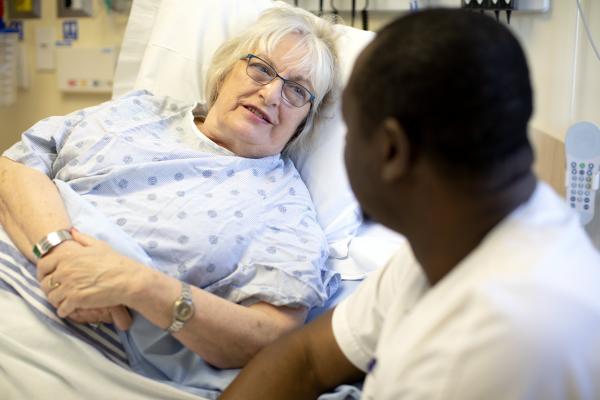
left=332, top=183, right=600, bottom=400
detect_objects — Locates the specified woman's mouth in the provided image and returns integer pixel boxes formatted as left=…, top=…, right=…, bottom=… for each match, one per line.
left=243, top=105, right=272, bottom=124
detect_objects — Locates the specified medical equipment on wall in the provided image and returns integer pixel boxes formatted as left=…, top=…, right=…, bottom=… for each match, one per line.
left=56, top=47, right=118, bottom=93
left=103, top=0, right=133, bottom=14
left=461, top=0, right=550, bottom=23
left=58, top=0, right=94, bottom=18
left=361, top=0, right=369, bottom=30
left=6, top=0, right=41, bottom=19
left=0, top=4, right=18, bottom=106
left=565, top=122, right=600, bottom=226
left=284, top=0, right=409, bottom=15
left=460, top=0, right=550, bottom=11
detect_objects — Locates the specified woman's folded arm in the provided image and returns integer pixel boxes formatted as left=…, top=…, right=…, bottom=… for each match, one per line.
left=37, top=229, right=308, bottom=369
left=0, top=157, right=73, bottom=261
left=130, top=268, right=308, bottom=368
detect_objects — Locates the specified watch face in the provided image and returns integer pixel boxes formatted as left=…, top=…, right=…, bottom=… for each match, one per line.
left=175, top=300, right=194, bottom=321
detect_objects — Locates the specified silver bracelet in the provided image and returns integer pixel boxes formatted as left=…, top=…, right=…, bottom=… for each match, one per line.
left=32, top=229, right=73, bottom=259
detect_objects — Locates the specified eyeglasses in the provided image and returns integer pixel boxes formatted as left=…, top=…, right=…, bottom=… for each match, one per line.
left=242, top=54, right=315, bottom=108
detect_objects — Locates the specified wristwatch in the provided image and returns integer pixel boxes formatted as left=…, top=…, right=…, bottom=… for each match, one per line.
left=167, top=282, right=195, bottom=334
left=32, top=229, right=73, bottom=259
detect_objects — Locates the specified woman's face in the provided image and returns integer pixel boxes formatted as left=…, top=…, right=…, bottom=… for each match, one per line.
left=200, top=34, right=313, bottom=158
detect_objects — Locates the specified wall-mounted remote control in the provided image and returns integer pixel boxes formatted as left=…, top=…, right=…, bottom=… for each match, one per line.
left=565, top=122, right=600, bottom=225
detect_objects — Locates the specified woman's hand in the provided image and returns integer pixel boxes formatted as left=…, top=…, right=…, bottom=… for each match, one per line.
left=69, top=306, right=132, bottom=330
left=37, top=239, right=132, bottom=330
left=37, top=229, right=144, bottom=326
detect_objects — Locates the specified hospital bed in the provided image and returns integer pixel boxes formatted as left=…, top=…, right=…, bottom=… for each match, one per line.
left=0, top=0, right=403, bottom=398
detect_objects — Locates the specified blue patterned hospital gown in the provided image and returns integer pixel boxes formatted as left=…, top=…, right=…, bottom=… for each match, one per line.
left=3, top=90, right=339, bottom=397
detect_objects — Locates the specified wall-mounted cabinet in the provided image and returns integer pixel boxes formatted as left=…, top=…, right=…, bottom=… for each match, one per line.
left=57, top=0, right=93, bottom=18
left=7, top=0, right=41, bottom=19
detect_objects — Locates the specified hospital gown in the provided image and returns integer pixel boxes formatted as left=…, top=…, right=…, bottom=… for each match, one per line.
left=3, top=90, right=339, bottom=398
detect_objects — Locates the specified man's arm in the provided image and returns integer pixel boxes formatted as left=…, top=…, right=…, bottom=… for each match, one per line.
left=220, top=309, right=365, bottom=399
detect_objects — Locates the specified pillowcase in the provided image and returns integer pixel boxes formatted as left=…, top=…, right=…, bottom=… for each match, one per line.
left=113, top=0, right=375, bottom=260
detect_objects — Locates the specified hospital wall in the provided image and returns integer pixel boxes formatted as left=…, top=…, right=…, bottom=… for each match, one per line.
left=0, top=1, right=127, bottom=152
left=0, top=0, right=598, bottom=244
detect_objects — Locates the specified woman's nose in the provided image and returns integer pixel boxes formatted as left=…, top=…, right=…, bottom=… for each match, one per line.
left=259, top=78, right=284, bottom=106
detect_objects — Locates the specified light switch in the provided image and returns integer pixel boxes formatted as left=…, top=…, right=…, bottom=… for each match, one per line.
left=35, top=27, right=55, bottom=71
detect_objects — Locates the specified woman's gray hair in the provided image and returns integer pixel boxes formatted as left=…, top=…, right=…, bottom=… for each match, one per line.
left=204, top=4, right=340, bottom=156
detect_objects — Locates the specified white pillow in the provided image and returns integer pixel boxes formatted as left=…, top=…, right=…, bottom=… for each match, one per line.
left=113, top=0, right=375, bottom=260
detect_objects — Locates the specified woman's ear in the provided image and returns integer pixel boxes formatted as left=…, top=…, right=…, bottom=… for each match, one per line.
left=379, top=117, right=411, bottom=183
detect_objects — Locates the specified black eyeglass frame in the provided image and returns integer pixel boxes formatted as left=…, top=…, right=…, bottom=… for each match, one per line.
left=241, top=53, right=316, bottom=108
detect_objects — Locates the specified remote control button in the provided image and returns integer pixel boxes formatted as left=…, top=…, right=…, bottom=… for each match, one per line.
left=580, top=163, right=586, bottom=168
left=571, top=162, right=577, bottom=167
left=571, top=203, right=576, bottom=208
left=580, top=170, right=585, bottom=175
left=585, top=191, right=590, bottom=196
left=571, top=196, right=576, bottom=201
left=584, top=205, right=590, bottom=210
left=585, top=198, right=590, bottom=203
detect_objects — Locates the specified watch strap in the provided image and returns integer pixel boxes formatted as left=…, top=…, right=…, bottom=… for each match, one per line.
left=32, top=229, right=73, bottom=259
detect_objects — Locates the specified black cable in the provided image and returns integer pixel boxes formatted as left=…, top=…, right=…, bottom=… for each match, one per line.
left=361, top=0, right=370, bottom=30
left=330, top=0, right=338, bottom=15
left=351, top=0, right=356, bottom=27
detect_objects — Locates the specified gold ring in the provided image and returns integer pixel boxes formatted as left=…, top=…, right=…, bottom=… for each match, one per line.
left=49, top=276, right=61, bottom=290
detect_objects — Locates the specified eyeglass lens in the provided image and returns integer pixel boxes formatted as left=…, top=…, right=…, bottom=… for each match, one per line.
left=246, top=57, right=312, bottom=107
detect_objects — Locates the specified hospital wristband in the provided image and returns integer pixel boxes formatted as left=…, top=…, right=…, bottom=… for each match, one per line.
left=32, top=229, right=73, bottom=259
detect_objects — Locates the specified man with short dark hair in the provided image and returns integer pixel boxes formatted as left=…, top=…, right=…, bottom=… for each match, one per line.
left=221, top=9, right=600, bottom=400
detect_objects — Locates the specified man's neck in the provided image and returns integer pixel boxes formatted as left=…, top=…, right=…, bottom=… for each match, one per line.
left=407, top=168, right=537, bottom=286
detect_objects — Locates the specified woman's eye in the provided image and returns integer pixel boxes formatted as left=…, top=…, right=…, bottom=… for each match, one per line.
left=254, top=63, right=272, bottom=75
left=290, top=84, right=305, bottom=97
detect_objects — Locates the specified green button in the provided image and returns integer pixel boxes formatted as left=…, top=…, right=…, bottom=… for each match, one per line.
left=579, top=163, right=586, bottom=168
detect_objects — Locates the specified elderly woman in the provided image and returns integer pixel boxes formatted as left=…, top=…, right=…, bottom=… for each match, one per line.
left=0, top=5, right=339, bottom=396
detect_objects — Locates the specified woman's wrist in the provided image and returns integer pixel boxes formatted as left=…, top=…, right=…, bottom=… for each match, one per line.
left=118, top=257, right=155, bottom=307
left=32, top=229, right=74, bottom=259
left=121, top=264, right=183, bottom=329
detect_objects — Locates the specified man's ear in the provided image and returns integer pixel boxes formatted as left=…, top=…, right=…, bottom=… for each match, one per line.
left=379, top=118, right=410, bottom=183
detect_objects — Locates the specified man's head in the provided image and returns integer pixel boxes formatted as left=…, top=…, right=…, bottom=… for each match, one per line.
left=343, top=9, right=534, bottom=224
